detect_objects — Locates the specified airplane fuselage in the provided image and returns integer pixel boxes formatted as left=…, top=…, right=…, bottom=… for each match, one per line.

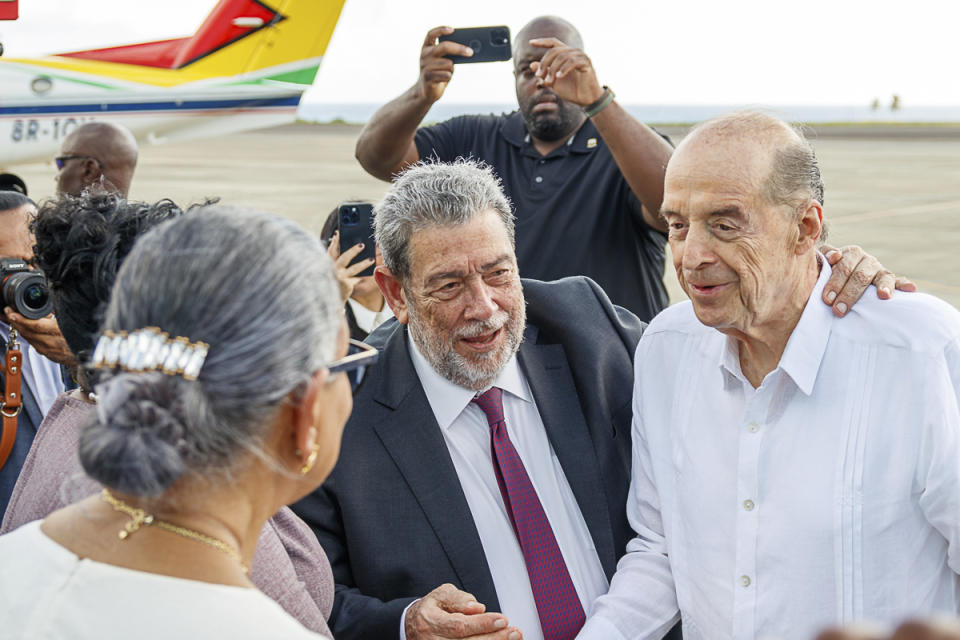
left=0, top=0, right=346, bottom=167
left=1, top=59, right=308, bottom=165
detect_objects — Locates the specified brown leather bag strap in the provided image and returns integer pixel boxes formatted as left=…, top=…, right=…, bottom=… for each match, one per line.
left=0, top=329, right=23, bottom=471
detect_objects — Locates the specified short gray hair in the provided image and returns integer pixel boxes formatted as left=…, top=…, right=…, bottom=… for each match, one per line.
left=79, top=207, right=342, bottom=497
left=692, top=111, right=825, bottom=210
left=374, top=160, right=515, bottom=282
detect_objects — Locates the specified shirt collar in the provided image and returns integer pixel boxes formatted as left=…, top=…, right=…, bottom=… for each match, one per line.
left=499, top=110, right=597, bottom=156
left=347, top=298, right=393, bottom=335
left=0, top=320, right=18, bottom=348
left=718, top=257, right=834, bottom=395
left=408, top=334, right=532, bottom=430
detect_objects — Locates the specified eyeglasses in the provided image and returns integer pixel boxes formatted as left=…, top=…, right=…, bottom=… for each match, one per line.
left=54, top=155, right=101, bottom=170
left=326, top=339, right=378, bottom=392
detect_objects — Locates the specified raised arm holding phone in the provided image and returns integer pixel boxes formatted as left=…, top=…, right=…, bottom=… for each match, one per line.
left=354, top=17, right=912, bottom=322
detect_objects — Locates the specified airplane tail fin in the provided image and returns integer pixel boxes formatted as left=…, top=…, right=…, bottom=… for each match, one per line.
left=58, top=0, right=346, bottom=84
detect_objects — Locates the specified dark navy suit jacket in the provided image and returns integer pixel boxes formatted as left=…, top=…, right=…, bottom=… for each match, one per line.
left=293, top=277, right=647, bottom=640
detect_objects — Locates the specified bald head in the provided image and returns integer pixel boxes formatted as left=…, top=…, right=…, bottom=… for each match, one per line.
left=673, top=111, right=824, bottom=212
left=514, top=15, right=583, bottom=54
left=661, top=111, right=825, bottom=335
left=512, top=16, right=587, bottom=142
left=56, top=122, right=138, bottom=198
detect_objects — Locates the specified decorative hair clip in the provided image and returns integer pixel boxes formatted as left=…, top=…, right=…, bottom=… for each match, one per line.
left=90, top=327, right=209, bottom=381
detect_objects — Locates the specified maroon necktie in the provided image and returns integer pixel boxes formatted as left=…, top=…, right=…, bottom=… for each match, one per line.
left=472, top=387, right=586, bottom=640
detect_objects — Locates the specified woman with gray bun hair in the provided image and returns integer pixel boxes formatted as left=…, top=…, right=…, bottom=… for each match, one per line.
left=0, top=207, right=371, bottom=639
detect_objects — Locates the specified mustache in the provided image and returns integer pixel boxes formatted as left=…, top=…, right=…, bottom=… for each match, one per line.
left=530, top=89, right=560, bottom=105
left=453, top=311, right=509, bottom=340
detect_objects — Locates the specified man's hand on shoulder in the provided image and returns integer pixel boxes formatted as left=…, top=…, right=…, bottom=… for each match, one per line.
left=418, top=27, right=473, bottom=104
left=821, top=245, right=916, bottom=317
left=4, top=308, right=75, bottom=366
left=528, top=38, right=603, bottom=107
left=405, top=584, right=522, bottom=640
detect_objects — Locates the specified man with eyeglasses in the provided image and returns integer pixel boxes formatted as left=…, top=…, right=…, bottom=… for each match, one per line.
left=54, top=121, right=138, bottom=198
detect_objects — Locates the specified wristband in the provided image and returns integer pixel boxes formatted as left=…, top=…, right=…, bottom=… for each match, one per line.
left=583, top=86, right=615, bottom=118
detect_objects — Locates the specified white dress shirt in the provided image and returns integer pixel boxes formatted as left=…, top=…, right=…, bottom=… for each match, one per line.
left=404, top=338, right=609, bottom=640
left=0, top=320, right=64, bottom=416
left=580, top=264, right=960, bottom=640
left=347, top=297, right=393, bottom=335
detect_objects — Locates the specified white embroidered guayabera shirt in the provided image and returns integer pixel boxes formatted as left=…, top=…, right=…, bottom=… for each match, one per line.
left=580, top=264, right=960, bottom=640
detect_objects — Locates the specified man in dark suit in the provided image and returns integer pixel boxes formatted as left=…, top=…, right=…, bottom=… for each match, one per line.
left=293, top=160, right=644, bottom=640
left=0, top=192, right=71, bottom=516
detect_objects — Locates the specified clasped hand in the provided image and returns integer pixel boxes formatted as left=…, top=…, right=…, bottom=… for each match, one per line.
left=405, top=584, right=522, bottom=640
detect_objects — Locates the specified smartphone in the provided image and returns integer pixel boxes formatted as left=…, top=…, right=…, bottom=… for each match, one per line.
left=338, top=202, right=376, bottom=278
left=440, top=26, right=511, bottom=64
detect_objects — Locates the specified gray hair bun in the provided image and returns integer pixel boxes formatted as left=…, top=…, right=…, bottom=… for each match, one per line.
left=76, top=207, right=342, bottom=498
left=80, top=373, right=188, bottom=496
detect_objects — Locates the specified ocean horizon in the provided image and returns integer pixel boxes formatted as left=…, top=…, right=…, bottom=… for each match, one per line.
left=298, top=102, right=960, bottom=125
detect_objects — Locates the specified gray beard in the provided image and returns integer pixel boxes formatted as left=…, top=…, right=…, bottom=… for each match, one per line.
left=407, top=303, right=526, bottom=392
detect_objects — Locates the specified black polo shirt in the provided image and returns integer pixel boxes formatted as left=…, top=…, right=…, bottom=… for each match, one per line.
left=415, top=111, right=668, bottom=321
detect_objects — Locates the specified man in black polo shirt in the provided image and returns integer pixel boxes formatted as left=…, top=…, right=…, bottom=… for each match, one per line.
left=356, top=16, right=910, bottom=321
left=356, top=16, right=674, bottom=320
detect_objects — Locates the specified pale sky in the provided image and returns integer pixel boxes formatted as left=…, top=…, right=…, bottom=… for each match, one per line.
left=2, top=0, right=959, bottom=106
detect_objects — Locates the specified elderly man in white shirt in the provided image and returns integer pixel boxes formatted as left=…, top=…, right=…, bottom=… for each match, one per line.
left=578, top=111, right=960, bottom=640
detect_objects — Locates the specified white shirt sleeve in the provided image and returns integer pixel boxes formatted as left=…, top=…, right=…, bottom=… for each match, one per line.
left=917, top=336, right=960, bottom=573
left=578, top=350, right=680, bottom=639
left=398, top=599, right=419, bottom=640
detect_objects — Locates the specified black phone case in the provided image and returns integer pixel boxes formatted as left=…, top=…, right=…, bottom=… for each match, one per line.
left=338, top=203, right=376, bottom=277
left=440, top=26, right=511, bottom=64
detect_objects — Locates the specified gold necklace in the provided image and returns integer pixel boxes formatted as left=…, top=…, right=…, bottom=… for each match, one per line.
left=100, top=489, right=249, bottom=575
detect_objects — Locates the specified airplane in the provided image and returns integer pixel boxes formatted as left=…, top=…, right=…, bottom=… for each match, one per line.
left=0, top=0, right=346, bottom=166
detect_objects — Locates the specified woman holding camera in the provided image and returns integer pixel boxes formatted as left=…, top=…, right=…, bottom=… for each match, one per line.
left=0, top=207, right=374, bottom=638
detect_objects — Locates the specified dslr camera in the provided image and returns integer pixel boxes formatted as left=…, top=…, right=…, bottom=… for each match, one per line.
left=1, top=258, right=52, bottom=320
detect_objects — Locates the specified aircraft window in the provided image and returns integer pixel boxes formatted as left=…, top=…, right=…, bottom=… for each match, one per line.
left=31, top=76, right=53, bottom=95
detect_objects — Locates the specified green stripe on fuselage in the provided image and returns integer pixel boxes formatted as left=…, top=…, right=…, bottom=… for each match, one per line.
left=263, top=66, right=320, bottom=86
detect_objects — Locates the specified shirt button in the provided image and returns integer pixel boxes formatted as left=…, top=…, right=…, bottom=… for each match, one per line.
left=740, top=575, right=751, bottom=587
left=747, top=422, right=759, bottom=433
left=743, top=499, right=755, bottom=511
left=534, top=176, right=543, bottom=183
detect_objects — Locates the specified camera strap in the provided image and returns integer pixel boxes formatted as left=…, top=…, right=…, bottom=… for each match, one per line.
left=0, top=327, right=23, bottom=471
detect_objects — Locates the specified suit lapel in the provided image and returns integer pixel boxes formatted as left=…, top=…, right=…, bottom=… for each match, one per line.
left=370, top=328, right=500, bottom=611
left=517, top=339, right=619, bottom=577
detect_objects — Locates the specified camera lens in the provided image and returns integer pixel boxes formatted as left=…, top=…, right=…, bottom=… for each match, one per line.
left=2, top=271, right=53, bottom=320
left=23, top=283, right=48, bottom=310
